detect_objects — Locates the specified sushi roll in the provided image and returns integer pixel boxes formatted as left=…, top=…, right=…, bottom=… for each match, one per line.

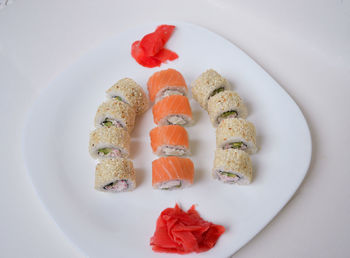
left=191, top=69, right=230, bottom=110
left=106, top=78, right=149, bottom=115
left=152, top=156, right=194, bottom=190
left=89, top=127, right=130, bottom=159
left=216, top=118, right=257, bottom=154
left=94, top=100, right=136, bottom=133
left=152, top=95, right=192, bottom=126
left=149, top=125, right=190, bottom=156
left=207, top=90, right=248, bottom=127
left=147, top=68, right=188, bottom=102
left=95, top=158, right=136, bottom=192
left=213, top=149, right=252, bottom=185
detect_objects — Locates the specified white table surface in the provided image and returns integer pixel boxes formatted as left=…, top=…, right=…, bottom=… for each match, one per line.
left=1, top=0, right=349, bottom=257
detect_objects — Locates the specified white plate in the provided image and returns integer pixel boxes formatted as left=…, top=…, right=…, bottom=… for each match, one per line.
left=23, top=22, right=311, bottom=258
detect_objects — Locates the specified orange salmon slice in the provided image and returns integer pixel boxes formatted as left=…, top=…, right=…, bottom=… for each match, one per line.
left=149, top=125, right=189, bottom=153
left=147, top=68, right=187, bottom=102
left=152, top=157, right=194, bottom=186
left=152, top=95, right=192, bottom=125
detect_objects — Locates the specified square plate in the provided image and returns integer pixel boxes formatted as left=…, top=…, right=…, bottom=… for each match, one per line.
left=23, top=21, right=311, bottom=257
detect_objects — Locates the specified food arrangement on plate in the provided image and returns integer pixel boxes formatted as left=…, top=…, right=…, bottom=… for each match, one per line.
left=87, top=24, right=259, bottom=254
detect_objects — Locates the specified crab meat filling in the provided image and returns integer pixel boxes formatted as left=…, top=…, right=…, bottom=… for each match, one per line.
left=217, top=171, right=241, bottom=183
left=223, top=141, right=248, bottom=150
left=97, top=147, right=122, bottom=157
left=167, top=115, right=186, bottom=125
left=162, top=146, right=186, bottom=156
left=103, top=179, right=128, bottom=192
left=161, top=89, right=185, bottom=98
left=101, top=118, right=124, bottom=128
left=159, top=180, right=182, bottom=190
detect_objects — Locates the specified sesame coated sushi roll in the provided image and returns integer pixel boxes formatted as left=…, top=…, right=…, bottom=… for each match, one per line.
left=149, top=125, right=190, bottom=156
left=213, top=149, right=252, bottom=185
left=216, top=118, right=257, bottom=154
left=152, top=157, right=194, bottom=190
left=191, top=69, right=230, bottom=110
left=94, top=100, right=136, bottom=133
left=89, top=127, right=130, bottom=159
left=152, top=95, right=192, bottom=126
left=208, top=90, right=248, bottom=127
left=147, top=68, right=188, bottom=102
left=95, top=158, right=136, bottom=192
left=106, top=78, right=149, bottom=115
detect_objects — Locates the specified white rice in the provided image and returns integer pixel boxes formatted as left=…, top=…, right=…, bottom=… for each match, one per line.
left=153, top=179, right=192, bottom=190
left=155, top=87, right=187, bottom=102
left=158, top=114, right=192, bottom=126
left=154, top=145, right=189, bottom=156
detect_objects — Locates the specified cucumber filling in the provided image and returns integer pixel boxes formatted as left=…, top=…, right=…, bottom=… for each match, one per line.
left=223, top=141, right=248, bottom=150
left=102, top=119, right=113, bottom=127
left=98, top=148, right=111, bottom=155
left=113, top=96, right=123, bottom=101
left=101, top=118, right=124, bottom=128
left=218, top=171, right=241, bottom=183
left=220, top=171, right=240, bottom=178
left=97, top=148, right=122, bottom=157
left=221, top=110, right=238, bottom=118
left=209, top=87, right=225, bottom=98
left=217, top=110, right=238, bottom=123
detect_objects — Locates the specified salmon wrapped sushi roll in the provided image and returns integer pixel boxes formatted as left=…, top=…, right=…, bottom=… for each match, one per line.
left=106, top=78, right=149, bottom=115
left=152, top=95, right=192, bottom=126
left=208, top=90, right=248, bottom=127
left=147, top=68, right=188, bottom=102
left=191, top=69, right=230, bottom=110
left=213, top=149, right=252, bottom=185
left=152, top=157, right=194, bottom=190
left=94, top=100, right=136, bottom=133
left=95, top=158, right=136, bottom=192
left=149, top=125, right=189, bottom=156
left=89, top=127, right=130, bottom=159
left=216, top=118, right=257, bottom=154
